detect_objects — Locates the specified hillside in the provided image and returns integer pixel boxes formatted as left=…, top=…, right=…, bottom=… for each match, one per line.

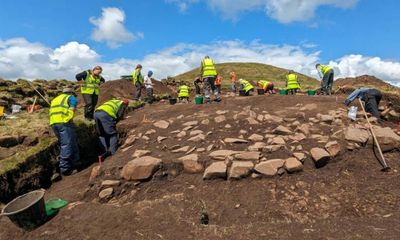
left=170, top=62, right=319, bottom=89
left=334, top=75, right=399, bottom=93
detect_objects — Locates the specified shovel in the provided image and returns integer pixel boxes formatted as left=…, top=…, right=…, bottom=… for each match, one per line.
left=358, top=98, right=390, bottom=172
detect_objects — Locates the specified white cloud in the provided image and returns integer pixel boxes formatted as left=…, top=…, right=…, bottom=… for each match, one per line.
left=166, top=0, right=200, bottom=12
left=1, top=37, right=399, bottom=87
left=166, top=0, right=359, bottom=23
left=89, top=7, right=142, bottom=48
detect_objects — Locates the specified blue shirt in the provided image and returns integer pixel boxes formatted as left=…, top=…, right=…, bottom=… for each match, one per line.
left=344, top=88, right=371, bottom=106
left=68, top=95, right=78, bottom=108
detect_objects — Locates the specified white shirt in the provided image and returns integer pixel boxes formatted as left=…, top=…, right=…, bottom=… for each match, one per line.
left=144, top=76, right=153, bottom=89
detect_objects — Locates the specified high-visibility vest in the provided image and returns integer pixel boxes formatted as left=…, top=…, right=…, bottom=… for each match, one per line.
left=132, top=69, right=143, bottom=85
left=202, top=59, right=217, bottom=77
left=240, top=80, right=254, bottom=92
left=215, top=76, right=222, bottom=85
left=96, top=99, right=123, bottom=119
left=258, top=80, right=270, bottom=90
left=178, top=85, right=189, bottom=98
left=81, top=70, right=101, bottom=95
left=286, top=74, right=300, bottom=90
left=320, top=65, right=333, bottom=75
left=49, top=94, right=74, bottom=125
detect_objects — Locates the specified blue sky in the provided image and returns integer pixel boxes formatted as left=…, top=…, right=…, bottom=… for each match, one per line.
left=0, top=0, right=399, bottom=85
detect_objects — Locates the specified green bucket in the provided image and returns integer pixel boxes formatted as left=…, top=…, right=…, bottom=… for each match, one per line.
left=279, top=89, right=288, bottom=95
left=195, top=96, right=203, bottom=105
left=45, top=198, right=68, bottom=216
left=307, top=90, right=316, bottom=96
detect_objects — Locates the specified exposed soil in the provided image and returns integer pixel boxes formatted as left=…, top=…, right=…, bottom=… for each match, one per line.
left=1, top=94, right=399, bottom=240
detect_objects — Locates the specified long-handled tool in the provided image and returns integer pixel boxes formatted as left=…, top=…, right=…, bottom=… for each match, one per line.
left=358, top=98, right=390, bottom=172
left=29, top=97, right=37, bottom=113
left=27, top=81, right=51, bottom=106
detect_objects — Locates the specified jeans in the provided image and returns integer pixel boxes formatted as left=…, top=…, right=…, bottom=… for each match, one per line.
left=321, top=69, right=334, bottom=95
left=82, top=94, right=98, bottom=119
left=94, top=110, right=118, bottom=155
left=203, top=76, right=220, bottom=102
left=51, top=123, right=80, bottom=174
left=135, top=82, right=143, bottom=100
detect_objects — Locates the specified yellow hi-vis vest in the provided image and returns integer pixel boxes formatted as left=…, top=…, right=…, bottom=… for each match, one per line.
left=178, top=85, right=189, bottom=98
left=96, top=99, right=123, bottom=119
left=286, top=73, right=300, bottom=90
left=81, top=70, right=101, bottom=95
left=202, top=58, right=217, bottom=77
left=49, top=94, right=74, bottom=125
left=258, top=80, right=270, bottom=90
left=240, top=79, right=254, bottom=93
left=132, top=69, right=143, bottom=85
left=320, top=65, right=333, bottom=75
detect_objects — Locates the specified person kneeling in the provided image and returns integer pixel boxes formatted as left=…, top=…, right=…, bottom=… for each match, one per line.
left=239, top=79, right=254, bottom=96
left=178, top=83, right=190, bottom=103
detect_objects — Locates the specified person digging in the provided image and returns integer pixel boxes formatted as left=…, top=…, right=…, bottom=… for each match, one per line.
left=345, top=87, right=384, bottom=123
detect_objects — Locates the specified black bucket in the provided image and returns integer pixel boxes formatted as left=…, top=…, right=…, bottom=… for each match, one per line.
left=239, top=90, right=246, bottom=96
left=257, top=88, right=265, bottom=95
left=169, top=98, right=177, bottom=105
left=1, top=189, right=47, bottom=231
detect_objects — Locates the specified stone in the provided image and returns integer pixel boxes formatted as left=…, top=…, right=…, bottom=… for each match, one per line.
left=183, top=121, right=198, bottom=126
left=177, top=114, right=184, bottom=119
left=318, top=114, right=334, bottom=123
left=154, top=120, right=170, bottom=129
left=216, top=110, right=229, bottom=115
left=176, top=154, right=204, bottom=173
left=172, top=146, right=190, bottom=153
left=214, top=115, right=226, bottom=123
left=206, top=144, right=214, bottom=152
left=239, top=129, right=248, bottom=135
left=246, top=117, right=259, bottom=125
left=132, top=150, right=151, bottom=158
left=248, top=134, right=264, bottom=142
left=257, top=114, right=264, bottom=122
left=228, top=161, right=254, bottom=179
left=297, top=124, right=310, bottom=136
left=325, top=141, right=341, bottom=157
left=224, top=138, right=249, bottom=144
left=203, top=162, right=227, bottom=180
left=296, top=112, right=306, bottom=120
left=273, top=125, right=292, bottom=135
left=183, top=126, right=194, bottom=131
left=190, top=130, right=204, bottom=136
left=234, top=151, right=261, bottom=161
left=344, top=127, right=370, bottom=144
left=284, top=158, right=303, bottom=173
left=310, top=148, right=331, bottom=168
left=248, top=142, right=267, bottom=151
left=254, top=159, right=285, bottom=176
left=186, top=146, right=196, bottom=154
left=293, top=152, right=306, bottom=162
left=201, top=119, right=210, bottom=125
left=264, top=114, right=283, bottom=123
left=389, top=110, right=400, bottom=118
left=209, top=150, right=241, bottom=160
left=157, top=136, right=167, bottom=143
left=225, top=124, right=232, bottom=128
left=197, top=148, right=206, bottom=152
left=122, top=135, right=137, bottom=148
left=145, top=129, right=156, bottom=135
left=369, top=127, right=400, bottom=151
left=188, top=134, right=206, bottom=142
left=99, top=188, right=113, bottom=200
left=101, top=180, right=121, bottom=188
left=89, top=166, right=101, bottom=182
left=121, top=156, right=162, bottom=181
left=142, top=135, right=150, bottom=141
left=176, top=131, right=187, bottom=138
left=300, top=103, right=317, bottom=111
left=264, top=145, right=283, bottom=153
left=289, top=133, right=306, bottom=142
left=271, top=137, right=285, bottom=145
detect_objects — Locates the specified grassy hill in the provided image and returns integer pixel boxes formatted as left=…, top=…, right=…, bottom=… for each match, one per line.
left=171, top=62, right=319, bottom=89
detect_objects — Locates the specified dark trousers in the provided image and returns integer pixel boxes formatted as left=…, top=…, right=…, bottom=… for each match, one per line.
left=289, top=89, right=298, bottom=95
left=194, top=80, right=202, bottom=95
left=321, top=70, right=334, bottom=95
left=135, top=82, right=143, bottom=100
left=364, top=89, right=382, bottom=119
left=82, top=94, right=98, bottom=119
left=146, top=88, right=154, bottom=103
left=51, top=123, right=79, bottom=174
left=94, top=110, right=118, bottom=155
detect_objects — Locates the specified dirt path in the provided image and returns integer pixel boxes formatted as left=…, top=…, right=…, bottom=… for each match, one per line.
left=1, top=94, right=399, bottom=240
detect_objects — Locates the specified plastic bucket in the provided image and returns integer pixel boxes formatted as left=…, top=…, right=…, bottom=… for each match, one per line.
left=169, top=98, right=177, bottom=105
left=279, top=89, right=288, bottom=95
left=239, top=90, right=246, bottom=96
left=257, top=89, right=265, bottom=95
left=195, top=96, right=203, bottom=105
left=307, top=90, right=316, bottom=96
left=1, top=189, right=47, bottom=231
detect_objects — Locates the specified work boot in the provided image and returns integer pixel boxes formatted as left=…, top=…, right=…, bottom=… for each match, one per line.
left=61, top=169, right=78, bottom=177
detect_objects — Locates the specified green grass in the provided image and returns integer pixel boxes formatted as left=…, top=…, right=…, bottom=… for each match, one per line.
left=171, top=62, right=320, bottom=89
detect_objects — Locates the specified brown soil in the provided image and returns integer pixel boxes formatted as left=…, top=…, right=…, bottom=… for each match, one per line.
left=1, top=94, right=400, bottom=240
left=334, top=75, right=398, bottom=90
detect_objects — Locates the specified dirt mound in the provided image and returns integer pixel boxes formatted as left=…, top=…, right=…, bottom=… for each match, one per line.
left=334, top=75, right=399, bottom=92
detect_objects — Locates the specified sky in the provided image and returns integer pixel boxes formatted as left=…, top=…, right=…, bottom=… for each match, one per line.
left=0, top=0, right=399, bottom=86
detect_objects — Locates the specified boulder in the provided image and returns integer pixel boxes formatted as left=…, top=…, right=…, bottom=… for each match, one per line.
left=284, top=158, right=303, bottom=173
left=271, top=137, right=286, bottom=145
left=289, top=133, right=306, bottom=142
left=214, top=115, right=226, bottom=123
left=254, top=159, right=285, bottom=177
left=132, top=150, right=151, bottom=158
left=224, top=138, right=249, bottom=144
left=248, top=134, right=264, bottom=142
left=369, top=127, right=400, bottom=152
left=325, top=141, right=341, bottom=157
left=318, top=114, right=334, bottom=123
left=99, top=188, right=113, bottom=200
left=203, top=162, right=227, bottom=180
left=297, top=124, right=310, bottom=136
left=345, top=127, right=370, bottom=144
left=228, top=161, right=254, bottom=179
left=121, top=156, right=162, bottom=181
left=154, top=120, right=170, bottom=129
left=188, top=134, right=206, bottom=142
left=234, top=151, right=261, bottom=161
left=209, top=150, right=241, bottom=160
left=310, top=148, right=331, bottom=168
left=264, top=114, right=283, bottom=123
left=176, top=154, right=204, bottom=173
left=264, top=145, right=283, bottom=153
left=273, top=125, right=292, bottom=135
left=293, top=152, right=306, bottom=162
left=248, top=142, right=267, bottom=151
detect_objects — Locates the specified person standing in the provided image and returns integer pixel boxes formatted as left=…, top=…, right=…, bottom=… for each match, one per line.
left=316, top=63, right=334, bottom=95
left=345, top=88, right=383, bottom=121
left=76, top=66, right=105, bottom=120
left=132, top=64, right=144, bottom=101
left=144, top=70, right=154, bottom=103
left=200, top=56, right=221, bottom=103
left=49, top=88, right=80, bottom=176
left=94, top=98, right=129, bottom=159
left=286, top=70, right=301, bottom=95
left=230, top=72, right=237, bottom=93
left=215, top=74, right=223, bottom=94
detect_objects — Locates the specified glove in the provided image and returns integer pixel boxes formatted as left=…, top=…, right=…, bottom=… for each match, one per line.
left=344, top=99, right=351, bottom=106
